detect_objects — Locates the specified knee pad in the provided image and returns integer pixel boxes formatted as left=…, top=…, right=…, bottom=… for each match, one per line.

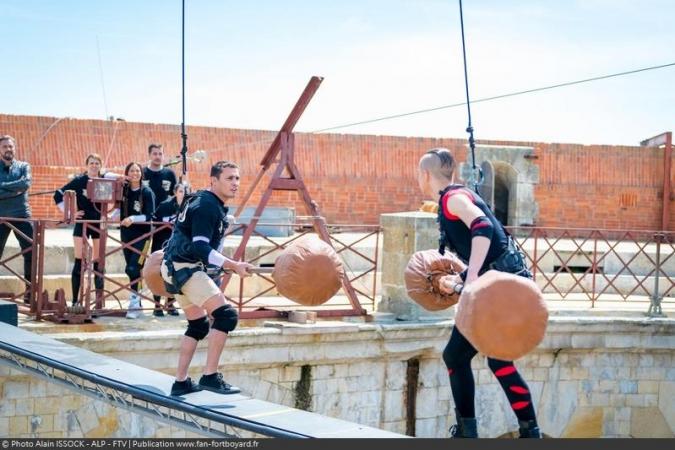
left=185, top=316, right=210, bottom=341
left=211, top=304, right=238, bottom=333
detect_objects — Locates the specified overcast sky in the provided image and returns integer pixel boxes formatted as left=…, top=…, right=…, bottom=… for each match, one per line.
left=2, top=0, right=674, bottom=146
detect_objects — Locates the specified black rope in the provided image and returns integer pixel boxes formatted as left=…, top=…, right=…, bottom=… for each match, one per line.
left=458, top=0, right=480, bottom=193
left=179, top=0, right=188, bottom=182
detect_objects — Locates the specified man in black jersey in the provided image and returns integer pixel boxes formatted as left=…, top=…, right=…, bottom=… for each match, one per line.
left=161, top=161, right=253, bottom=396
left=417, top=148, right=541, bottom=438
left=143, top=143, right=178, bottom=315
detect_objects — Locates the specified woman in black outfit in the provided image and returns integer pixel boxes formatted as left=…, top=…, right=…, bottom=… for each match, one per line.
left=117, top=162, right=155, bottom=319
left=54, top=153, right=110, bottom=306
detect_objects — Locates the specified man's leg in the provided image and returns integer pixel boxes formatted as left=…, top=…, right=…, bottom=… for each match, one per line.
left=486, top=358, right=541, bottom=438
left=0, top=222, right=11, bottom=265
left=443, top=326, right=479, bottom=438
left=171, top=303, right=209, bottom=396
left=197, top=293, right=240, bottom=394
left=13, top=221, right=34, bottom=304
left=176, top=304, right=208, bottom=381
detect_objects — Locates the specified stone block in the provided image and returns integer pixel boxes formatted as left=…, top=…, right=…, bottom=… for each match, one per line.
left=631, top=407, right=674, bottom=438
left=591, top=393, right=610, bottom=406
left=3, top=381, right=29, bottom=399
left=9, top=416, right=29, bottom=435
left=382, top=390, right=405, bottom=422
left=14, top=398, right=34, bottom=416
left=636, top=367, right=664, bottom=380
left=288, top=311, right=317, bottom=324
left=280, top=365, right=301, bottom=383
left=561, top=407, right=603, bottom=438
left=618, top=380, right=638, bottom=394
left=638, top=381, right=659, bottom=394
left=626, top=394, right=646, bottom=407
left=0, top=400, right=15, bottom=418
left=0, top=417, right=9, bottom=436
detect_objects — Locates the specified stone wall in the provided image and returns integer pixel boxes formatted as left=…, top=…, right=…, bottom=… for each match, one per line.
left=1, top=317, right=673, bottom=438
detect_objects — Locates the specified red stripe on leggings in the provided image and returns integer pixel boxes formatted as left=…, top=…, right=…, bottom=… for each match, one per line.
left=511, top=401, right=530, bottom=410
left=509, top=386, right=529, bottom=395
left=494, top=366, right=517, bottom=377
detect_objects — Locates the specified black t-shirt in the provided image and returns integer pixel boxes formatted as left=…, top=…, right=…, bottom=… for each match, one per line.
left=120, top=186, right=155, bottom=236
left=153, top=197, right=179, bottom=223
left=142, top=166, right=177, bottom=204
left=169, top=190, right=229, bottom=264
left=54, top=174, right=100, bottom=220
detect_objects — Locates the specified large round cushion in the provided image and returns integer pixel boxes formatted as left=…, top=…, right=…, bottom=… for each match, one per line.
left=455, top=270, right=548, bottom=360
left=272, top=235, right=344, bottom=306
left=142, top=250, right=171, bottom=298
left=404, top=249, right=467, bottom=311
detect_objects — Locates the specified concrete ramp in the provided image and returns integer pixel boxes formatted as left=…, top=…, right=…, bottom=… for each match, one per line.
left=0, top=323, right=406, bottom=438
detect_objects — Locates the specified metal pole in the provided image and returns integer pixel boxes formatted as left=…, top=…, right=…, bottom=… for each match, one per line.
left=647, top=233, right=665, bottom=317
left=180, top=0, right=188, bottom=181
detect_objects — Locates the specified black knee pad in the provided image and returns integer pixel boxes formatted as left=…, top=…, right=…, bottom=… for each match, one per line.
left=185, top=316, right=210, bottom=341
left=211, top=304, right=238, bottom=333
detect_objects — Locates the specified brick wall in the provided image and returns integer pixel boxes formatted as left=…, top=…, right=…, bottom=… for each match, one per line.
left=1, top=114, right=672, bottom=230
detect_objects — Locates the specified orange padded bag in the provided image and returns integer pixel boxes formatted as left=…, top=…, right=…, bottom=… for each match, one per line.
left=404, top=249, right=467, bottom=311
left=272, top=235, right=344, bottom=306
left=455, top=270, right=548, bottom=360
left=142, top=250, right=171, bottom=298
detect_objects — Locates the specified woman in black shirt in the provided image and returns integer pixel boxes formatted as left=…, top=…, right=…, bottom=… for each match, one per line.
left=54, top=153, right=110, bottom=306
left=116, top=162, right=155, bottom=319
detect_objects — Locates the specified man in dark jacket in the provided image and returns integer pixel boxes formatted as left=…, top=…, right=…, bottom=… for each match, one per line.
left=0, top=135, right=33, bottom=303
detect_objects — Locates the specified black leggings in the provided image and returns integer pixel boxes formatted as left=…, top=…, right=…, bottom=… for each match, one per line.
left=122, top=232, right=150, bottom=293
left=443, top=326, right=536, bottom=421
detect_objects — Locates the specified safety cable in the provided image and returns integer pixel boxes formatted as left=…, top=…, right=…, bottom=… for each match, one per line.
left=458, top=0, right=480, bottom=192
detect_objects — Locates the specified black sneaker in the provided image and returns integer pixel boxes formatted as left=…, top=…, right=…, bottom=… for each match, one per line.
left=153, top=308, right=164, bottom=317
left=170, top=377, right=202, bottom=396
left=167, top=305, right=179, bottom=316
left=198, top=373, right=241, bottom=395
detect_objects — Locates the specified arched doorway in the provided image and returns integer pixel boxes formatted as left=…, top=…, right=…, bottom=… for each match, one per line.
left=493, top=162, right=518, bottom=226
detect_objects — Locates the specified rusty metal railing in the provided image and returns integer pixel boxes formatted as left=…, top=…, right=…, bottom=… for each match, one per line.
left=3, top=219, right=673, bottom=321
left=508, top=227, right=674, bottom=314
left=222, top=222, right=380, bottom=319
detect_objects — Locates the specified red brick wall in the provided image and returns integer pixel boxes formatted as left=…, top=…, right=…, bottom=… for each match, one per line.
left=1, top=114, right=672, bottom=231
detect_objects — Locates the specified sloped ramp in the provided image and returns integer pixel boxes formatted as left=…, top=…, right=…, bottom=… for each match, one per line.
left=0, top=323, right=406, bottom=438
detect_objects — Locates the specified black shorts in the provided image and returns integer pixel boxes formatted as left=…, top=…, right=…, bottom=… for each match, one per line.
left=73, top=222, right=101, bottom=239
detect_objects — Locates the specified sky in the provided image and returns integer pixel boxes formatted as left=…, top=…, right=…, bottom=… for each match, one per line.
left=2, top=0, right=674, bottom=146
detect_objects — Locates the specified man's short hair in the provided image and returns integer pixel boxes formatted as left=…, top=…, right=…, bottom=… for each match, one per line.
left=0, top=135, right=16, bottom=145
left=210, top=161, right=239, bottom=178
left=148, top=143, right=163, bottom=154
left=420, top=148, right=456, bottom=181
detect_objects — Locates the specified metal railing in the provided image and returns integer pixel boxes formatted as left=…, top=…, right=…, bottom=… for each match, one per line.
left=2, top=218, right=673, bottom=320
left=508, top=227, right=674, bottom=314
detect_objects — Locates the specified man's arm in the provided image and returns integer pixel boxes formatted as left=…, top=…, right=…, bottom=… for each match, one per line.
left=0, top=163, right=32, bottom=192
left=190, top=207, right=253, bottom=277
left=446, top=193, right=491, bottom=285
